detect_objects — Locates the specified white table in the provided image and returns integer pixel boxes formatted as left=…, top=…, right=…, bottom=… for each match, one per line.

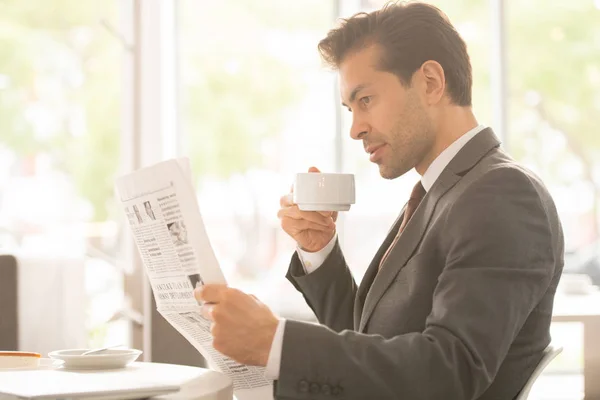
left=147, top=363, right=232, bottom=400
left=553, top=292, right=600, bottom=400
left=0, top=362, right=233, bottom=400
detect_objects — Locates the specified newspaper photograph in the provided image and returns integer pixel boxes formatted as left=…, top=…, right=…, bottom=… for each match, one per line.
left=115, top=158, right=273, bottom=400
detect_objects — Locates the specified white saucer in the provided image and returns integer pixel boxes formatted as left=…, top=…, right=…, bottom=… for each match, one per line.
left=0, top=358, right=64, bottom=371
left=48, top=348, right=142, bottom=370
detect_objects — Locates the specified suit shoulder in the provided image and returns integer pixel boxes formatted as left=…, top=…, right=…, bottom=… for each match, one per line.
left=458, top=159, right=560, bottom=226
left=468, top=159, right=550, bottom=197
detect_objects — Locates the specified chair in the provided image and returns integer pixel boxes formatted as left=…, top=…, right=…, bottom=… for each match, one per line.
left=516, top=344, right=563, bottom=400
left=0, top=254, right=18, bottom=350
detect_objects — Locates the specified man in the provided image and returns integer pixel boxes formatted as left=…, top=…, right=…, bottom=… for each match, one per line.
left=196, top=2, right=564, bottom=399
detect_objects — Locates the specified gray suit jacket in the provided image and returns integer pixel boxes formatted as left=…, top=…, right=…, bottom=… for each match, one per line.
left=275, top=129, right=564, bottom=400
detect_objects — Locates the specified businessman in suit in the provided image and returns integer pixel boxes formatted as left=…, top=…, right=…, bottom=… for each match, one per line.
left=196, top=2, right=564, bottom=399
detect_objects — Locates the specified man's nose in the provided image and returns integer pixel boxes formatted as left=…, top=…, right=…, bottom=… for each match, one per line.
left=349, top=114, right=369, bottom=140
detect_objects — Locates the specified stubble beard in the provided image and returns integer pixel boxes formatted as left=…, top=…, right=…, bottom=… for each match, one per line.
left=379, top=107, right=434, bottom=180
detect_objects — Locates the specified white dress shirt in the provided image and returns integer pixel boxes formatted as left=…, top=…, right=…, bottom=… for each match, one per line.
left=264, top=124, right=486, bottom=379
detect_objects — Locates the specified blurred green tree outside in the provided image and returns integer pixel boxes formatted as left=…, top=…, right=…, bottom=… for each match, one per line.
left=0, top=0, right=324, bottom=222
left=0, top=0, right=121, bottom=222
left=180, top=0, right=330, bottom=180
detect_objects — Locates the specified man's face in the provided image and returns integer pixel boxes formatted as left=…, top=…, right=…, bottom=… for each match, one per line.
left=339, top=45, right=435, bottom=179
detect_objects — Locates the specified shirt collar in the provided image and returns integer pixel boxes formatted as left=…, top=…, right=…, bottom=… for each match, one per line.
left=421, top=125, right=486, bottom=192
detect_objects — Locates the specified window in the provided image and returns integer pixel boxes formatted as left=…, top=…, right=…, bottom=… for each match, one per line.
left=179, top=0, right=335, bottom=318
left=0, top=1, right=128, bottom=349
left=507, top=0, right=600, bottom=380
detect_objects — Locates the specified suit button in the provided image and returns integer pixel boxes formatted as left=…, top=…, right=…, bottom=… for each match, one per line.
left=332, top=385, right=344, bottom=396
left=310, top=382, right=320, bottom=394
left=298, top=380, right=309, bottom=393
left=322, top=383, right=332, bottom=395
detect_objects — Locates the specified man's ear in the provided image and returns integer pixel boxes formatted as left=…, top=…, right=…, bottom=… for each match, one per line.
left=420, top=60, right=445, bottom=105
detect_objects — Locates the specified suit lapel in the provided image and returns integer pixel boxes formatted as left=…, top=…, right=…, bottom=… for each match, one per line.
left=353, top=207, right=405, bottom=329
left=358, top=172, right=460, bottom=331
left=357, top=128, right=501, bottom=332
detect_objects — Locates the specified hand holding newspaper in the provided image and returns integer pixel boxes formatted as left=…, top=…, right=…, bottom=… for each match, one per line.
left=115, top=158, right=273, bottom=400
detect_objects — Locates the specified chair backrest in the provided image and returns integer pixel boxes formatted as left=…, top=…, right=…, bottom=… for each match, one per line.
left=0, top=254, right=18, bottom=350
left=516, top=344, right=563, bottom=400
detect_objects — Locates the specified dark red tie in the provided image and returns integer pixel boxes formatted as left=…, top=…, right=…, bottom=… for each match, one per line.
left=379, top=181, right=426, bottom=269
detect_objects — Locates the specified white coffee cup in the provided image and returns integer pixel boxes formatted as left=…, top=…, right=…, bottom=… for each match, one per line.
left=293, top=172, right=355, bottom=211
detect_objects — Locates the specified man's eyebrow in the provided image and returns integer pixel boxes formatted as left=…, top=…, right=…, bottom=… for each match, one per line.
left=341, top=83, right=371, bottom=108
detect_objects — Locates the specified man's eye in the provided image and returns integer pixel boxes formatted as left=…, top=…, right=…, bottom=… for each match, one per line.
left=360, top=96, right=372, bottom=106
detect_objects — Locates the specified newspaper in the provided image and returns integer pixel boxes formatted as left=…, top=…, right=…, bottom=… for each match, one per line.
left=115, top=158, right=273, bottom=400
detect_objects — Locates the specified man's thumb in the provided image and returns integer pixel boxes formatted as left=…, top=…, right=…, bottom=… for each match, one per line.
left=308, top=166, right=320, bottom=173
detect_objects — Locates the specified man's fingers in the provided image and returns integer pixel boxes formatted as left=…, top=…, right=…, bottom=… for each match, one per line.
left=280, top=193, right=294, bottom=208
left=196, top=284, right=228, bottom=303
left=280, top=213, right=333, bottom=231
left=249, top=294, right=261, bottom=303
left=279, top=206, right=333, bottom=226
left=316, top=211, right=333, bottom=217
left=308, top=166, right=320, bottom=173
left=278, top=206, right=336, bottom=221
left=281, top=217, right=334, bottom=233
left=201, top=303, right=214, bottom=320
left=296, top=220, right=335, bottom=233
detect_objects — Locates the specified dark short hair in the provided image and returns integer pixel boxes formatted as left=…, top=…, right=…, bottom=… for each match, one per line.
left=318, top=1, right=472, bottom=106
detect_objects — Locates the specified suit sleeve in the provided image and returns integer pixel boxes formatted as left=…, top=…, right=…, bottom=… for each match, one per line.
left=286, top=238, right=357, bottom=333
left=274, top=167, right=560, bottom=400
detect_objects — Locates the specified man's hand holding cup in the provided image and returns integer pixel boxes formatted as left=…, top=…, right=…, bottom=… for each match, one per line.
left=277, top=167, right=354, bottom=252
